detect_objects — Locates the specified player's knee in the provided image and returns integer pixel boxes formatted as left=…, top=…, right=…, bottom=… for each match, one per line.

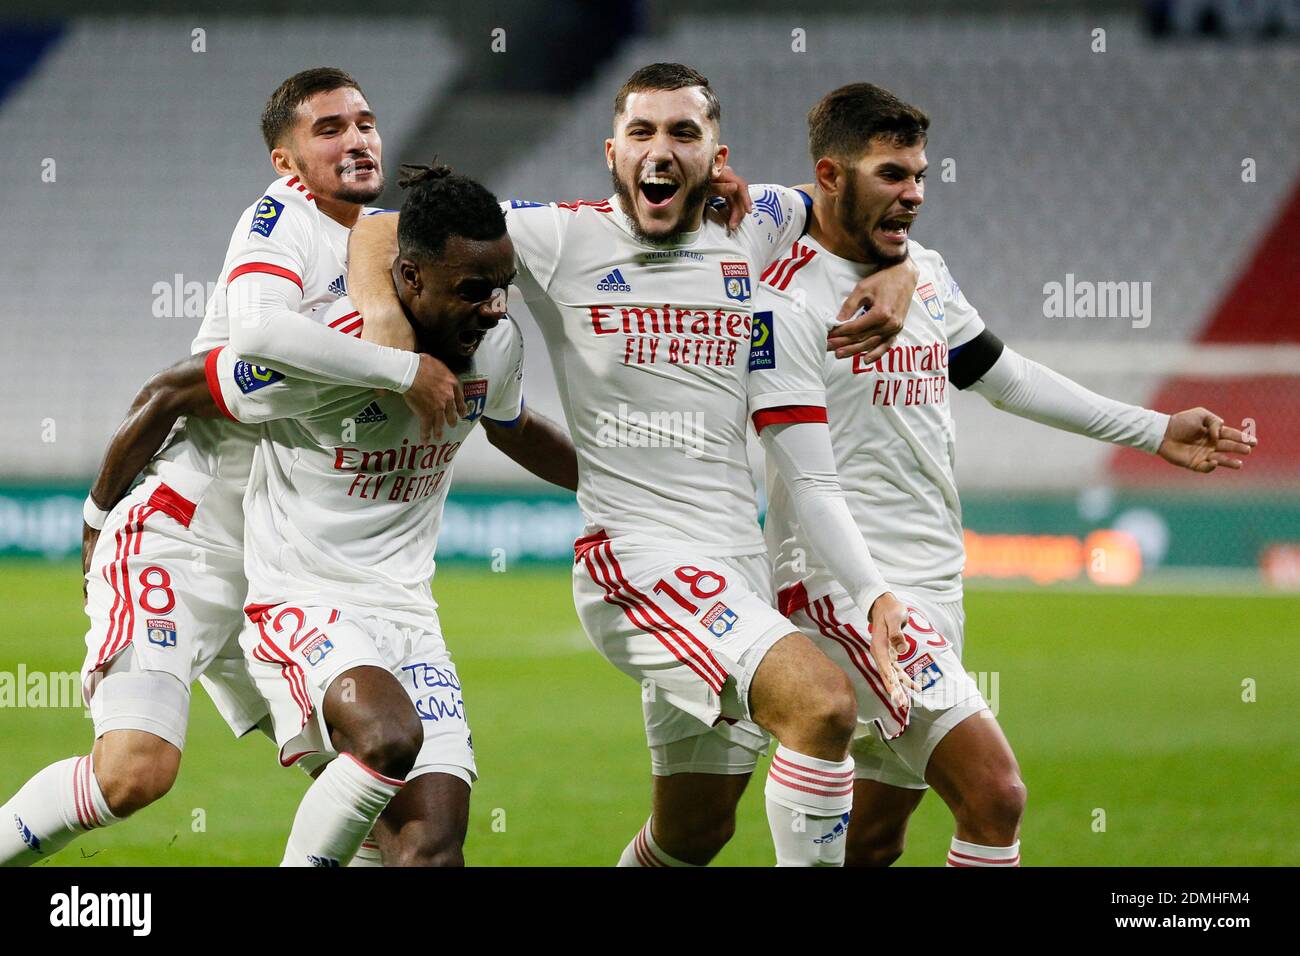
left=805, top=667, right=857, bottom=748
left=348, top=715, right=423, bottom=782
left=846, top=827, right=907, bottom=867
left=389, top=834, right=465, bottom=868
left=962, top=770, right=1026, bottom=837
left=97, top=753, right=178, bottom=817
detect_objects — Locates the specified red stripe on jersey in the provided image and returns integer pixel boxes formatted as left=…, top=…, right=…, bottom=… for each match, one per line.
left=776, top=582, right=809, bottom=617
left=751, top=405, right=828, bottom=433
left=338, top=319, right=364, bottom=337
left=775, top=246, right=816, bottom=290
left=556, top=199, right=613, bottom=213
left=286, top=177, right=299, bottom=188
left=204, top=347, right=237, bottom=422
left=146, top=483, right=197, bottom=529
left=227, top=261, right=304, bottom=292
left=329, top=310, right=361, bottom=329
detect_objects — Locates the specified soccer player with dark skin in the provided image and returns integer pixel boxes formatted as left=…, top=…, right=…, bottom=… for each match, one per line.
left=71, top=168, right=576, bottom=866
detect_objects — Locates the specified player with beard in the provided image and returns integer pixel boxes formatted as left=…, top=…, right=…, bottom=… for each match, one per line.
left=754, top=82, right=1255, bottom=867
left=0, top=68, right=460, bottom=866
left=347, top=63, right=924, bottom=867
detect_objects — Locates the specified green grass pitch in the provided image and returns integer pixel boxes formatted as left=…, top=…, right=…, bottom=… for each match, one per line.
left=1, top=560, right=1296, bottom=866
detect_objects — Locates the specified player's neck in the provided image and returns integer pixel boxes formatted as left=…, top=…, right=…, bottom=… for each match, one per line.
left=809, top=195, right=879, bottom=273
left=314, top=196, right=364, bottom=230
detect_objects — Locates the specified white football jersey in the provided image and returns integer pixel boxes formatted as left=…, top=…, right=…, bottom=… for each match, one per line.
left=505, top=186, right=809, bottom=556
left=144, top=176, right=373, bottom=545
left=206, top=295, right=526, bottom=625
left=754, top=236, right=986, bottom=604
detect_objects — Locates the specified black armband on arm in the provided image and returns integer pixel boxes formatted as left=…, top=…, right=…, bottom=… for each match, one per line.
left=948, top=329, right=1005, bottom=390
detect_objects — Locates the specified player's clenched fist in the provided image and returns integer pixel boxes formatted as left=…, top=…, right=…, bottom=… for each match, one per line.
left=405, top=353, right=467, bottom=441
left=828, top=256, right=919, bottom=361
left=1157, top=407, right=1257, bottom=474
left=867, top=591, right=919, bottom=709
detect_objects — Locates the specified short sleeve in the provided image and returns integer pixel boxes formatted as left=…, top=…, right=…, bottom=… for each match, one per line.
left=225, top=181, right=317, bottom=295
left=204, top=346, right=347, bottom=424
left=502, top=200, right=565, bottom=301
left=745, top=184, right=812, bottom=271
left=747, top=286, right=830, bottom=432
left=483, top=318, right=526, bottom=425
left=932, top=251, right=985, bottom=349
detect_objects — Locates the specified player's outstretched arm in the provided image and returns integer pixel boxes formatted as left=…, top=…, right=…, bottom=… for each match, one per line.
left=958, top=335, right=1257, bottom=471
left=348, top=213, right=414, bottom=350
left=482, top=407, right=579, bottom=492
left=760, top=420, right=916, bottom=705
left=82, top=353, right=222, bottom=587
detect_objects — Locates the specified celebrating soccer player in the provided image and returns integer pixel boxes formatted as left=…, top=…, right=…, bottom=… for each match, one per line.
left=347, top=63, right=923, bottom=866
left=754, top=82, right=1256, bottom=867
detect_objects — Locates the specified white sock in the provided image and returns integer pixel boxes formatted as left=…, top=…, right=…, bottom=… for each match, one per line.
left=281, top=753, right=403, bottom=867
left=946, top=836, right=1021, bottom=867
left=764, top=745, right=855, bottom=867
left=616, top=817, right=697, bottom=867
left=0, top=755, right=119, bottom=866
left=347, top=832, right=384, bottom=867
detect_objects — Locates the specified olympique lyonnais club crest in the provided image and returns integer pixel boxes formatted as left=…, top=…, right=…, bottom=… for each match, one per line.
left=721, top=261, right=751, bottom=302
left=461, top=378, right=488, bottom=421
left=905, top=652, right=944, bottom=691
left=701, top=600, right=739, bottom=638
left=146, top=618, right=177, bottom=648
left=917, top=281, right=945, bottom=322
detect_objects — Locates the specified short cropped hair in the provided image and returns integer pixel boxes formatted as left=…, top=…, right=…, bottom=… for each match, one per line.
left=396, top=163, right=506, bottom=261
left=614, top=62, right=721, bottom=124
left=260, top=67, right=364, bottom=151
left=807, top=82, right=929, bottom=162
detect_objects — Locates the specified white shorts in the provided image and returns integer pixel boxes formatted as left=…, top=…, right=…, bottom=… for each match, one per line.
left=573, top=532, right=793, bottom=770
left=241, top=602, right=475, bottom=786
left=81, top=478, right=267, bottom=745
left=785, top=584, right=986, bottom=789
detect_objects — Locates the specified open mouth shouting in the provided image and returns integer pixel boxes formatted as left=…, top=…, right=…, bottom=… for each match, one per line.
left=638, top=171, right=680, bottom=210
left=340, top=156, right=378, bottom=180
left=876, top=212, right=916, bottom=245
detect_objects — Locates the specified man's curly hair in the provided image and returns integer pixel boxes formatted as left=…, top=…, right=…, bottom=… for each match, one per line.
left=397, top=162, right=506, bottom=261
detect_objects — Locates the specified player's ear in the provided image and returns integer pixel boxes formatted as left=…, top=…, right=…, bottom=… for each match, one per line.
left=814, top=157, right=841, bottom=196
left=604, top=137, right=616, bottom=171
left=270, top=145, right=295, bottom=178
left=712, top=143, right=729, bottom=178
left=397, top=259, right=423, bottom=296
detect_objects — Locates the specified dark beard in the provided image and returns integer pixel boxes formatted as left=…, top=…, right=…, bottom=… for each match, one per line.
left=842, top=174, right=909, bottom=267
left=334, top=177, right=385, bottom=206
left=611, top=168, right=709, bottom=245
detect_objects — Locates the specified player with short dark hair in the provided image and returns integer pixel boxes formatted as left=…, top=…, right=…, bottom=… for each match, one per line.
left=756, top=81, right=1255, bottom=867
left=0, top=68, right=461, bottom=867
left=348, top=63, right=924, bottom=867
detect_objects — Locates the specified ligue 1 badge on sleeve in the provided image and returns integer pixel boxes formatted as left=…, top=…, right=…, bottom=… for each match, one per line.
left=721, top=261, right=751, bottom=302
left=250, top=195, right=285, bottom=238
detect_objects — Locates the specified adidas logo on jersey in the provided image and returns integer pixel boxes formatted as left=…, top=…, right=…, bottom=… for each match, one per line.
left=354, top=400, right=388, bottom=424
left=328, top=274, right=347, bottom=297
left=596, top=268, right=631, bottom=293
